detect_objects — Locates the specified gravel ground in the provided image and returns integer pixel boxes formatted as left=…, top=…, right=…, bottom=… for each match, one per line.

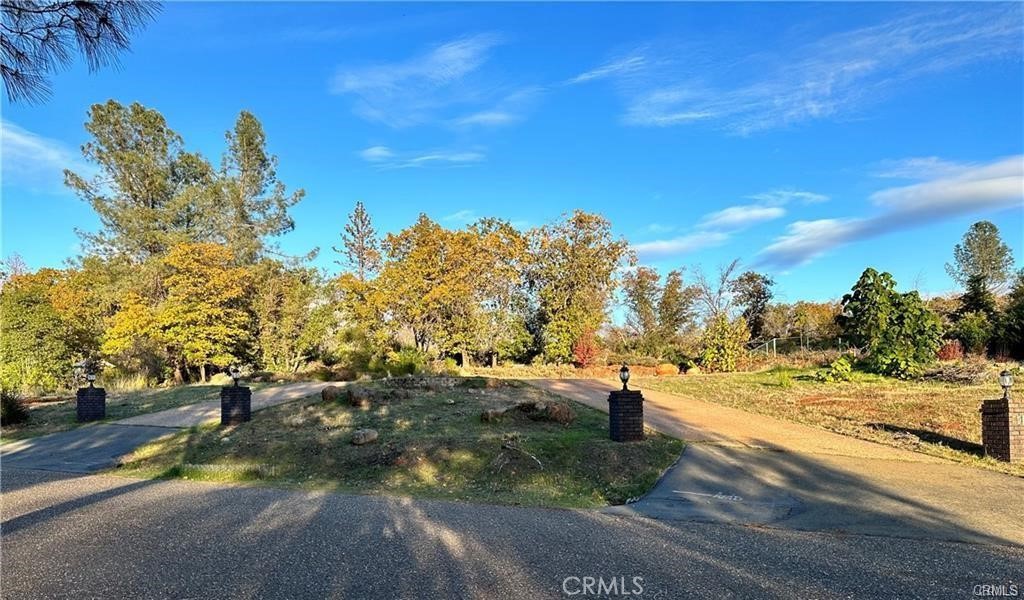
left=2, top=467, right=1022, bottom=600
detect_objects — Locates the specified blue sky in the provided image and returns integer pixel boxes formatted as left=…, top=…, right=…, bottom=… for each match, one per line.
left=2, top=2, right=1022, bottom=302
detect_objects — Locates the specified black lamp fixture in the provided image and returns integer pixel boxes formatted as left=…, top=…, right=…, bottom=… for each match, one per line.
left=619, top=364, right=630, bottom=391
left=229, top=365, right=241, bottom=387
left=999, top=370, right=1014, bottom=400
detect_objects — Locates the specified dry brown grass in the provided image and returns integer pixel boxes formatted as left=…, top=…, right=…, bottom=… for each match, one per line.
left=636, top=364, right=1024, bottom=478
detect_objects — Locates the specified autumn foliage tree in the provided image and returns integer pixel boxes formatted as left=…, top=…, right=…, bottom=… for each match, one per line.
left=157, top=243, right=251, bottom=382
left=528, top=211, right=629, bottom=363
left=0, top=269, right=77, bottom=390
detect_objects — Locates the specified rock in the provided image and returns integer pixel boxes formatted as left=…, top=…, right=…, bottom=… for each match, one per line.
left=351, top=428, right=379, bottom=445
left=686, top=365, right=701, bottom=375
left=543, top=402, right=576, bottom=425
left=655, top=363, right=680, bottom=376
left=513, top=400, right=576, bottom=425
left=348, top=387, right=372, bottom=409
left=321, top=385, right=345, bottom=402
left=480, top=408, right=506, bottom=422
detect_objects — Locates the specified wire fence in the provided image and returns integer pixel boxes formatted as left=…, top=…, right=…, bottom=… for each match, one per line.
left=747, top=336, right=851, bottom=356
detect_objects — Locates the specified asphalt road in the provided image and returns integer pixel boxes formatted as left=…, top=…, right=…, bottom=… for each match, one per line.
left=2, top=467, right=1022, bottom=600
left=0, top=382, right=331, bottom=474
left=532, top=378, right=1024, bottom=546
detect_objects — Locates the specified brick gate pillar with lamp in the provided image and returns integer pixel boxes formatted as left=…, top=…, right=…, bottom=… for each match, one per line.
left=608, top=364, right=644, bottom=442
left=981, top=370, right=1022, bottom=463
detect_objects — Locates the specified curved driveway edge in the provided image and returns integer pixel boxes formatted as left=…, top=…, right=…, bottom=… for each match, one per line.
left=529, top=378, right=1024, bottom=546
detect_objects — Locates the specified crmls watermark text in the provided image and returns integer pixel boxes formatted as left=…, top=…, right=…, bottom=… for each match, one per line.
left=562, top=576, right=644, bottom=596
left=974, top=584, right=1019, bottom=597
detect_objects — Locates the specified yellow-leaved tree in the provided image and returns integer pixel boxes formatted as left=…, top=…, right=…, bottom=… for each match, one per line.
left=157, top=243, right=251, bottom=382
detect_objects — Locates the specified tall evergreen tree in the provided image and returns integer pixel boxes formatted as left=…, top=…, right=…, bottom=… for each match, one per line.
left=999, top=269, right=1024, bottom=358
left=64, top=101, right=220, bottom=261
left=958, top=273, right=997, bottom=320
left=333, top=201, right=382, bottom=281
left=945, top=221, right=1015, bottom=292
left=221, top=111, right=305, bottom=263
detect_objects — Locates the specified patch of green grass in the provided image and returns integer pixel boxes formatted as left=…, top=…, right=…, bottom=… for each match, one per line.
left=114, top=380, right=683, bottom=508
left=636, top=369, right=1023, bottom=477
left=0, top=382, right=281, bottom=443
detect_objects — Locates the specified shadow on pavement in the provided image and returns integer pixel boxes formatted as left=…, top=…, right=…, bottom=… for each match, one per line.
left=865, top=422, right=985, bottom=456
left=611, top=440, right=1022, bottom=546
left=2, top=465, right=1022, bottom=599
left=1, top=424, right=177, bottom=475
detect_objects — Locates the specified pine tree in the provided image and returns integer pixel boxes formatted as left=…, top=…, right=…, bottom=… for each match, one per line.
left=334, top=201, right=382, bottom=281
left=958, top=273, right=997, bottom=320
left=945, top=221, right=1015, bottom=292
left=221, top=111, right=305, bottom=263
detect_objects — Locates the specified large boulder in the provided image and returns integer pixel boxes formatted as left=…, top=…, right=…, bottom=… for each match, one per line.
left=655, top=363, right=680, bottom=376
left=347, top=386, right=372, bottom=409
left=351, top=428, right=379, bottom=445
left=321, top=385, right=345, bottom=402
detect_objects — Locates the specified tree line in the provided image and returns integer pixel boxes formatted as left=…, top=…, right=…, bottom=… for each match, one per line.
left=1, top=101, right=1022, bottom=392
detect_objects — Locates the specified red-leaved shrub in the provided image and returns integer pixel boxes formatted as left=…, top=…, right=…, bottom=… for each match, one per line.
left=572, top=331, right=600, bottom=368
left=937, top=339, right=963, bottom=361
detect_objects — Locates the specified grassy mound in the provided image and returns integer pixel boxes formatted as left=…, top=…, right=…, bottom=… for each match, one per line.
left=115, top=378, right=683, bottom=508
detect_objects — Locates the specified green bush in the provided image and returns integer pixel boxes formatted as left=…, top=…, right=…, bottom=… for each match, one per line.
left=839, top=269, right=942, bottom=378
left=605, top=353, right=661, bottom=368
left=697, top=315, right=750, bottom=373
left=1, top=389, right=29, bottom=426
left=208, top=372, right=234, bottom=386
left=952, top=311, right=993, bottom=355
left=814, top=355, right=853, bottom=383
left=384, top=348, right=429, bottom=376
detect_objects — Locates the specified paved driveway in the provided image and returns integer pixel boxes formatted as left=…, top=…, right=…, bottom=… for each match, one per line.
left=530, top=378, right=1024, bottom=546
left=2, top=467, right=1021, bottom=599
left=0, top=382, right=329, bottom=474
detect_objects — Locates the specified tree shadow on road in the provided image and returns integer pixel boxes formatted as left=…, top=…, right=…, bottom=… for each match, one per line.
left=865, top=422, right=984, bottom=456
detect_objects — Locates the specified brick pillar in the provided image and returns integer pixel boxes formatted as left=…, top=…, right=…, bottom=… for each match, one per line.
left=981, top=397, right=1024, bottom=463
left=221, top=386, right=252, bottom=426
left=76, top=387, right=106, bottom=422
left=608, top=389, right=644, bottom=442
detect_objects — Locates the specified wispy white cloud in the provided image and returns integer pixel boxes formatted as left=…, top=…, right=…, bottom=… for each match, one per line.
left=454, top=111, right=518, bottom=127
left=359, top=145, right=395, bottom=162
left=1, top=119, right=88, bottom=193
left=872, top=156, right=977, bottom=180
left=330, top=34, right=503, bottom=128
left=633, top=231, right=729, bottom=260
left=357, top=145, right=485, bottom=169
left=576, top=6, right=1021, bottom=133
left=758, top=155, right=1024, bottom=268
left=407, top=152, right=485, bottom=166
left=747, top=189, right=829, bottom=205
left=645, top=223, right=676, bottom=234
left=442, top=209, right=477, bottom=223
left=451, top=86, right=542, bottom=128
left=568, top=54, right=647, bottom=85
left=870, top=156, right=1023, bottom=216
left=634, top=185, right=824, bottom=259
left=699, top=204, right=786, bottom=230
